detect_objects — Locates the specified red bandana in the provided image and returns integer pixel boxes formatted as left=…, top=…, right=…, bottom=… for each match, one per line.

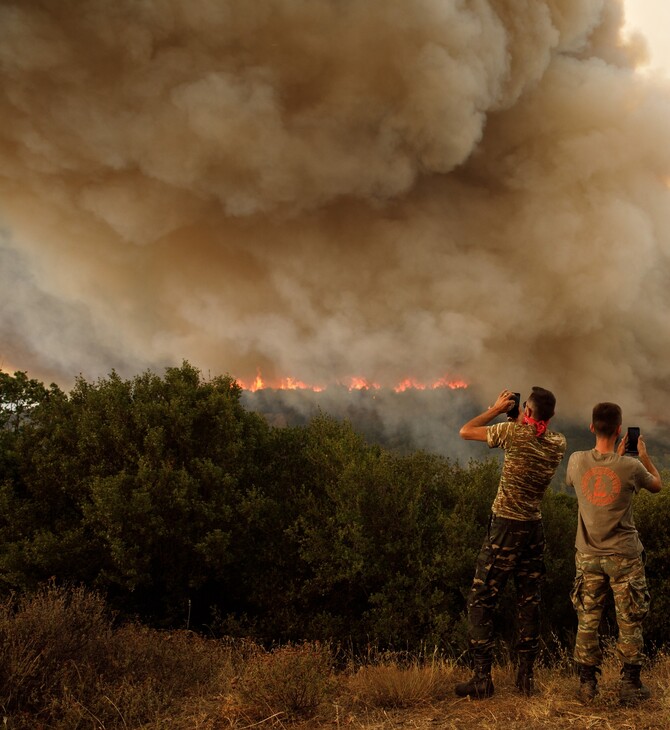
left=523, top=414, right=548, bottom=437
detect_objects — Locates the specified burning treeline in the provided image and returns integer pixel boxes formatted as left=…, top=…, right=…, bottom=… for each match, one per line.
left=1, top=1, right=670, bottom=432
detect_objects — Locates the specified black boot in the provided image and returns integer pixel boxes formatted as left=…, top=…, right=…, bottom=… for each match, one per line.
left=515, top=657, right=535, bottom=696
left=455, top=663, right=494, bottom=699
left=619, top=663, right=651, bottom=704
left=576, top=663, right=600, bottom=703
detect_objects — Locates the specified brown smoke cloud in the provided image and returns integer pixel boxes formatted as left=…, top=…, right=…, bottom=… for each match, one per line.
left=1, top=0, right=670, bottom=431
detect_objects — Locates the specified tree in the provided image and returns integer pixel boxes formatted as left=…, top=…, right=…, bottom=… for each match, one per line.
left=0, top=363, right=271, bottom=625
left=0, top=370, right=54, bottom=433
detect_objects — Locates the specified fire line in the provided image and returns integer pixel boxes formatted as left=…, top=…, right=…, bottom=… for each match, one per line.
left=236, top=371, right=468, bottom=393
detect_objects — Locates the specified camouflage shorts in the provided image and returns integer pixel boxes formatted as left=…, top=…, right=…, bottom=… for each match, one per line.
left=571, top=551, right=650, bottom=666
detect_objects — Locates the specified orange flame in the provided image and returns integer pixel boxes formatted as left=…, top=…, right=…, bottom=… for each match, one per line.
left=236, top=369, right=265, bottom=392
left=237, top=370, right=326, bottom=392
left=344, top=376, right=381, bottom=391
left=280, top=377, right=325, bottom=392
left=251, top=371, right=265, bottom=391
left=237, top=370, right=468, bottom=393
left=393, top=375, right=469, bottom=392
left=394, top=378, right=426, bottom=393
left=432, top=376, right=468, bottom=390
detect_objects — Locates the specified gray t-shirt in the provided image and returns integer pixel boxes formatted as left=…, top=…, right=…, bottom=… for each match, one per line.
left=566, top=449, right=655, bottom=557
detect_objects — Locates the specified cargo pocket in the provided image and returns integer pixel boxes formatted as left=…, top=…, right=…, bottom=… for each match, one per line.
left=625, top=575, right=650, bottom=624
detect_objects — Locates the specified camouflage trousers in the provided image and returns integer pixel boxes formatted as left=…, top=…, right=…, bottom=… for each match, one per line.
left=571, top=551, right=650, bottom=667
left=466, top=515, right=545, bottom=665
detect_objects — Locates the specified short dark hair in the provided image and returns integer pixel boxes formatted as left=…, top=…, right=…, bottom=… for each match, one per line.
left=527, top=386, right=556, bottom=421
left=592, top=402, right=622, bottom=437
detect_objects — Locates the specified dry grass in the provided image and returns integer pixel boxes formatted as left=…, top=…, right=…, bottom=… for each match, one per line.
left=3, top=585, right=670, bottom=728
left=211, top=650, right=670, bottom=730
left=236, top=641, right=337, bottom=723
left=329, top=654, right=670, bottom=730
left=346, top=654, right=455, bottom=708
left=0, top=584, right=236, bottom=729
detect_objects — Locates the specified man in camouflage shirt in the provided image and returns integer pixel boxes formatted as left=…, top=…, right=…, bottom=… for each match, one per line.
left=566, top=402, right=661, bottom=704
left=455, top=387, right=566, bottom=699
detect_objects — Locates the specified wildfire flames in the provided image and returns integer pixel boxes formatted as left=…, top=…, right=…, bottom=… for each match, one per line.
left=237, top=371, right=468, bottom=393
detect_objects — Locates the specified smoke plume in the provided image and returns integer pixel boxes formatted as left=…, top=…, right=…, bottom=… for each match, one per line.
left=1, top=0, right=670, bottom=435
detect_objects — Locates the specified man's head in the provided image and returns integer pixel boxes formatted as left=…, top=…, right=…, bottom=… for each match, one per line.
left=591, top=402, right=622, bottom=438
left=526, top=386, right=556, bottom=422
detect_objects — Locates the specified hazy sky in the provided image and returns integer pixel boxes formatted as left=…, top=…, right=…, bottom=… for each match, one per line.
left=624, top=0, right=670, bottom=72
left=2, top=0, right=670, bottom=434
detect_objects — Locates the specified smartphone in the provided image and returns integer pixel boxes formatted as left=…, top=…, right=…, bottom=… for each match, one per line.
left=508, top=392, right=521, bottom=420
left=625, top=427, right=640, bottom=456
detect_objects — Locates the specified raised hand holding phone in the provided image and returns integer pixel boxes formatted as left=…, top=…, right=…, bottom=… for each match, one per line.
left=625, top=426, right=640, bottom=456
left=507, top=392, right=521, bottom=420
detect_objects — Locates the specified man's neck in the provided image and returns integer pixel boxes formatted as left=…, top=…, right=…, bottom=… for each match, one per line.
left=594, top=436, right=617, bottom=454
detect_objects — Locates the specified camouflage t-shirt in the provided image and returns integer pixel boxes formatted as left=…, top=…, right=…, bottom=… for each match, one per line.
left=486, top=422, right=567, bottom=521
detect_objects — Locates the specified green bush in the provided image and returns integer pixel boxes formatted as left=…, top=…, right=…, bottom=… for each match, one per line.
left=629, top=479, right=670, bottom=651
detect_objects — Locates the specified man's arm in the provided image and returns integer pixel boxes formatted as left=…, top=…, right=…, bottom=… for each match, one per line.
left=459, top=390, right=515, bottom=442
left=638, top=435, right=662, bottom=493
left=618, top=433, right=662, bottom=493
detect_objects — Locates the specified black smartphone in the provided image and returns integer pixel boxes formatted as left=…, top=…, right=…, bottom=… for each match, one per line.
left=508, top=392, right=521, bottom=420
left=625, top=427, right=640, bottom=456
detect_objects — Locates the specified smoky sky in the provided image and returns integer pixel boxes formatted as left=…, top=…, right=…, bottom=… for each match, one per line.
left=1, top=0, right=670, bottom=432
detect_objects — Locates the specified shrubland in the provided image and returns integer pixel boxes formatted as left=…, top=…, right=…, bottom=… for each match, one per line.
left=2, top=364, right=670, bottom=727
left=2, top=583, right=670, bottom=728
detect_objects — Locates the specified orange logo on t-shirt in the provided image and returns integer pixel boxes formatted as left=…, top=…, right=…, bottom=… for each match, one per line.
left=581, top=466, right=622, bottom=506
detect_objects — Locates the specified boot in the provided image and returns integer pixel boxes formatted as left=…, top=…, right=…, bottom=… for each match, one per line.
left=515, top=657, right=535, bottom=696
left=455, top=663, right=494, bottom=699
left=619, top=663, right=651, bottom=704
left=576, top=663, right=600, bottom=703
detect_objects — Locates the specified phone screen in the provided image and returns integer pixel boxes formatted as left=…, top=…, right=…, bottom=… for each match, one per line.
left=625, top=427, right=640, bottom=455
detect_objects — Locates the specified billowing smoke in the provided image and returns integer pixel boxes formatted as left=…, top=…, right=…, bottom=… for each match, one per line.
left=1, top=0, right=670, bottom=436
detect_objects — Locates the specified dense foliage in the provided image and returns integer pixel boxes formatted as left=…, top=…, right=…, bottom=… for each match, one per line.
left=0, top=364, right=667, bottom=659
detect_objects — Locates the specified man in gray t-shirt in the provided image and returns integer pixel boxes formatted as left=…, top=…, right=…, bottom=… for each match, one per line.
left=565, top=402, right=661, bottom=705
